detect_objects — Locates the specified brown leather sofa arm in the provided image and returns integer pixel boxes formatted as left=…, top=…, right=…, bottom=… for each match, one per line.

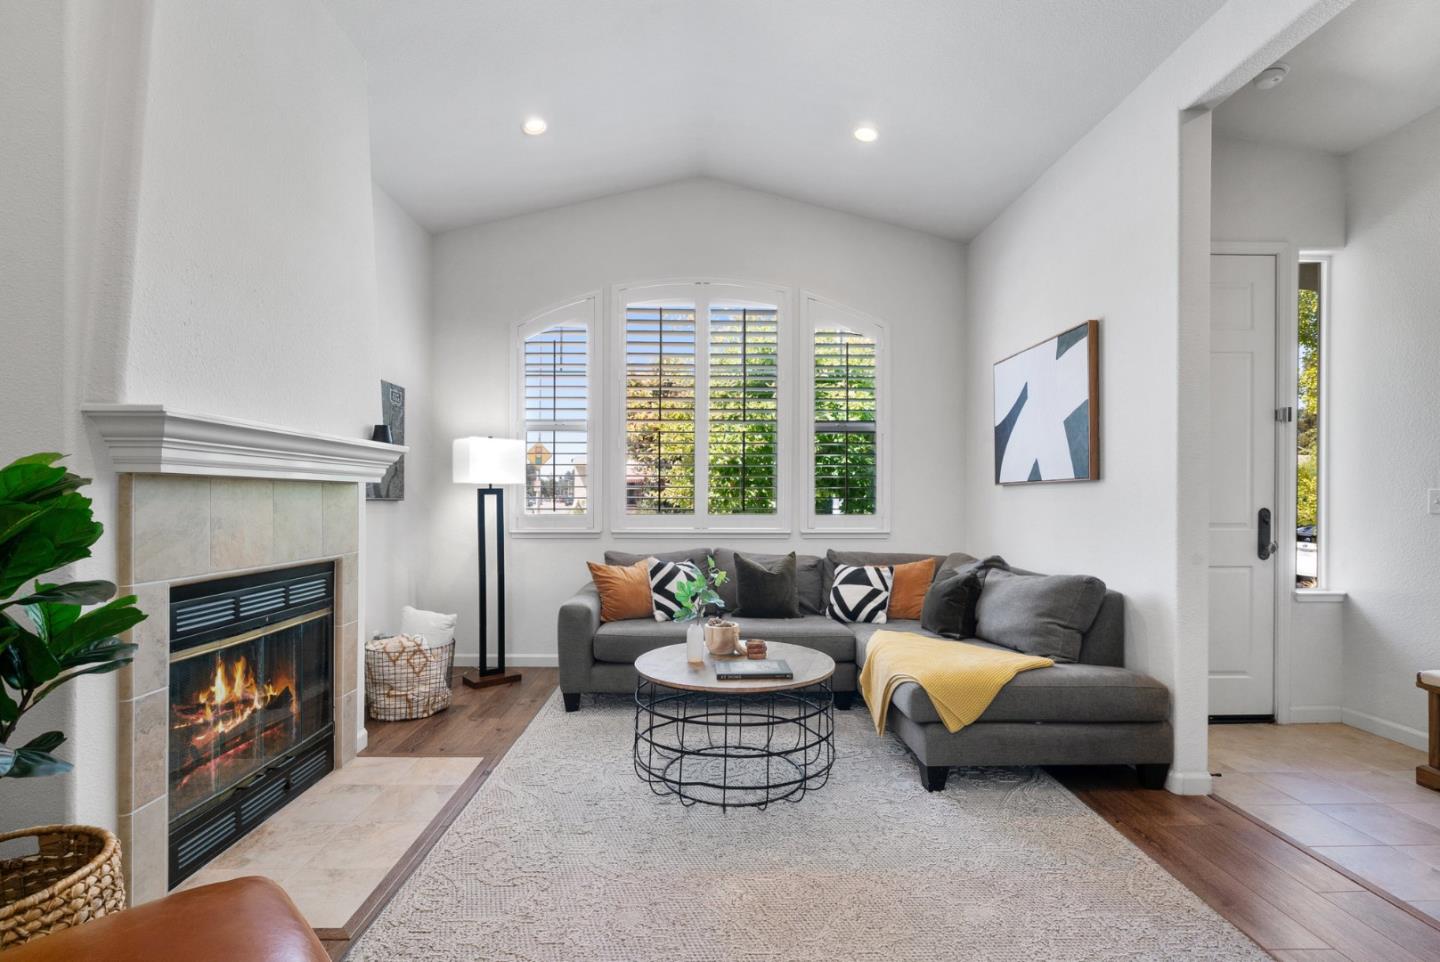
left=4, top=876, right=327, bottom=962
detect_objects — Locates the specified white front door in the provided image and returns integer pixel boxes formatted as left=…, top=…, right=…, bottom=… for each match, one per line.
left=1208, top=253, right=1279, bottom=717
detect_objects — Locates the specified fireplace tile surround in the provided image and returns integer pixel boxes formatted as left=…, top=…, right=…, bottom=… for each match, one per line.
left=114, top=474, right=363, bottom=904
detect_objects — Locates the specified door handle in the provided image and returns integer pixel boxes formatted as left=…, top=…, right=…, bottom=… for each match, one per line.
left=1258, top=507, right=1276, bottom=561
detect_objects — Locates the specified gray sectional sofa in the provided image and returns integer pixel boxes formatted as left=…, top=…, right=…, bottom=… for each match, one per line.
left=557, top=547, right=1173, bottom=790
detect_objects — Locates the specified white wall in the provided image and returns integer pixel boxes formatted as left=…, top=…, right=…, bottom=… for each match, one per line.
left=962, top=0, right=1350, bottom=793
left=0, top=0, right=400, bottom=831
left=367, top=187, right=433, bottom=633
left=426, top=178, right=966, bottom=667
left=125, top=0, right=378, bottom=438
left=1330, top=105, right=1440, bottom=749
left=0, top=0, right=75, bottom=833
left=1212, top=136, right=1345, bottom=247
left=1209, top=134, right=1347, bottom=722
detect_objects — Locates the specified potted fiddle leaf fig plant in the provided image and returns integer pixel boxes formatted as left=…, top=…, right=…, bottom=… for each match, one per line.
left=0, top=453, right=145, bottom=948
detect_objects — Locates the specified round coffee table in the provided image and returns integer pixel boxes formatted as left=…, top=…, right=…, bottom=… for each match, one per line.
left=632, top=641, right=836, bottom=810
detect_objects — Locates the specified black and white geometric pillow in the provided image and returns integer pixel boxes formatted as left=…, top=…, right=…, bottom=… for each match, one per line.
left=827, top=564, right=894, bottom=624
left=647, top=558, right=703, bottom=621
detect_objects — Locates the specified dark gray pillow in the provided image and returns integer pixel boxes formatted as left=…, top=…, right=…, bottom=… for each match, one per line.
left=974, top=568, right=1107, bottom=663
left=920, top=569, right=983, bottom=639
left=734, top=551, right=801, bottom=618
left=713, top=549, right=824, bottom=615
left=936, top=551, right=980, bottom=576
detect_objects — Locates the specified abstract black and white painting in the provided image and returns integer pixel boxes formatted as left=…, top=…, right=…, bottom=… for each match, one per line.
left=367, top=380, right=405, bottom=501
left=993, top=320, right=1099, bottom=484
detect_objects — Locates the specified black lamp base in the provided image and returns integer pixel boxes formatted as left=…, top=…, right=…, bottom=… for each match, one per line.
left=462, top=668, right=522, bottom=689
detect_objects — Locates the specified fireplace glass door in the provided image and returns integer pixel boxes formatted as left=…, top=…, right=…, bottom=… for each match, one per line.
left=169, top=612, right=330, bottom=817
left=167, top=562, right=335, bottom=882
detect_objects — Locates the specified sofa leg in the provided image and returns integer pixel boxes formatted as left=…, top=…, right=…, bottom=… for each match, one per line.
left=1136, top=763, right=1170, bottom=790
left=920, top=763, right=950, bottom=792
left=833, top=691, right=854, bottom=710
left=562, top=692, right=581, bottom=713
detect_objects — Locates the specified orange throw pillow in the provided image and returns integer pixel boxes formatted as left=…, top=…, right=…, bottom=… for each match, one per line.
left=587, top=560, right=653, bottom=623
left=888, top=558, right=937, bottom=620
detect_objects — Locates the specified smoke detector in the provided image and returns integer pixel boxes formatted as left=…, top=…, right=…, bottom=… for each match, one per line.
left=1254, top=64, right=1289, bottom=91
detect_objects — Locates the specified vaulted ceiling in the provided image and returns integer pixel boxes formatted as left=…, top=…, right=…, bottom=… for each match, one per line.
left=329, top=0, right=1228, bottom=239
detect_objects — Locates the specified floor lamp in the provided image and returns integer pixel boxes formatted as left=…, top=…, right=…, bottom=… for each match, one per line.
left=453, top=436, right=525, bottom=689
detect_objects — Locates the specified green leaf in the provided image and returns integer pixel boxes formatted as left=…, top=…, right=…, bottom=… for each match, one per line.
left=0, top=454, right=66, bottom=499
left=0, top=744, right=12, bottom=778
left=5, top=746, right=73, bottom=778
left=21, top=730, right=64, bottom=753
left=0, top=685, right=16, bottom=726
left=0, top=490, right=102, bottom=597
left=45, top=595, right=145, bottom=659
left=34, top=658, right=132, bottom=705
left=11, top=580, right=116, bottom=608
left=9, top=628, right=62, bottom=689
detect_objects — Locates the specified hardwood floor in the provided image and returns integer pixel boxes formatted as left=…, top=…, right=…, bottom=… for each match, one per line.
left=361, top=667, right=559, bottom=757
left=1058, top=766, right=1440, bottom=961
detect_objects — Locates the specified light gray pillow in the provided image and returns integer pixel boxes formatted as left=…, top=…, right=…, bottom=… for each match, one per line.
left=974, top=568, right=1107, bottom=663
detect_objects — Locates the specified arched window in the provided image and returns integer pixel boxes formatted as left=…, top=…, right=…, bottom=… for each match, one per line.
left=514, top=295, right=598, bottom=533
left=803, top=294, right=888, bottom=533
left=611, top=280, right=791, bottom=533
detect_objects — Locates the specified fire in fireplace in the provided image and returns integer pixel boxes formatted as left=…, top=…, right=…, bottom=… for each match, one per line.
left=168, top=562, right=335, bottom=884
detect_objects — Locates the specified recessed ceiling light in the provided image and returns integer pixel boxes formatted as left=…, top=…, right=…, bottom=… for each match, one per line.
left=522, top=116, right=548, bottom=136
left=1253, top=64, right=1289, bottom=91
left=853, top=125, right=879, bottom=143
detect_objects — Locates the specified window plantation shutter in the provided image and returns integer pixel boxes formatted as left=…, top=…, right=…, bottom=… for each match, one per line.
left=707, top=305, right=779, bottom=515
left=813, top=328, right=877, bottom=515
left=523, top=324, right=589, bottom=514
left=624, top=305, right=697, bottom=514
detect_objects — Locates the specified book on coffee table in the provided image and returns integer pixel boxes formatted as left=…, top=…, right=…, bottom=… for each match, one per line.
left=714, top=659, right=793, bottom=681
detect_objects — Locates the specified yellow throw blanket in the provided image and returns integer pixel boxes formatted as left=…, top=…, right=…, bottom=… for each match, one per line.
left=859, top=631, right=1053, bottom=735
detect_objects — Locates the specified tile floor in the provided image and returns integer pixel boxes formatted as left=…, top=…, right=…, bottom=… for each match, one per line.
left=176, top=755, right=479, bottom=928
left=1210, top=722, right=1440, bottom=918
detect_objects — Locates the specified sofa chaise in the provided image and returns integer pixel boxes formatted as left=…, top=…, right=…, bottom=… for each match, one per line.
left=558, top=547, right=1173, bottom=790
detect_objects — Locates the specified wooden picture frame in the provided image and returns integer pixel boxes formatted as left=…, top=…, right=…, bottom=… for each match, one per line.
left=992, top=319, right=1100, bottom=484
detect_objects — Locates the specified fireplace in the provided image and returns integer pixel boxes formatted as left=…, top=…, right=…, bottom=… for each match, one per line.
left=168, top=562, right=336, bottom=884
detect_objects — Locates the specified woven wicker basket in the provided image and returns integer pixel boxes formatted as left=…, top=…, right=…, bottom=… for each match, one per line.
left=365, top=634, right=456, bottom=721
left=0, top=824, right=125, bottom=949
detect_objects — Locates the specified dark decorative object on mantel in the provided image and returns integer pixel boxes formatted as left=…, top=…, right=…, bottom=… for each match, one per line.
left=366, top=380, right=405, bottom=501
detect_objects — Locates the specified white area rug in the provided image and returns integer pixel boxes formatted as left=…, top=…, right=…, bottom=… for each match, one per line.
left=350, top=694, right=1265, bottom=961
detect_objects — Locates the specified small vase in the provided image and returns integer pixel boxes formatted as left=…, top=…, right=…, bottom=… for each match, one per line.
left=685, top=622, right=705, bottom=666
left=705, top=621, right=741, bottom=656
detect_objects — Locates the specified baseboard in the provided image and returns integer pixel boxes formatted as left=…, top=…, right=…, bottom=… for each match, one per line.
left=1285, top=705, right=1343, bottom=724
left=1341, top=707, right=1427, bottom=751
left=1165, top=769, right=1213, bottom=796
left=453, top=653, right=559, bottom=668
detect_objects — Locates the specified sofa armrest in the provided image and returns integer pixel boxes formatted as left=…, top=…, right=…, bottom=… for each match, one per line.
left=558, top=582, right=601, bottom=693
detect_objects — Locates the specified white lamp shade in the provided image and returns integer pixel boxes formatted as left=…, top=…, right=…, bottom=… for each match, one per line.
left=452, top=436, right=526, bottom=485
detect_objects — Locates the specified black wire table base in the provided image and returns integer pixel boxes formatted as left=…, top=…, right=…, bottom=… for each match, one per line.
left=632, top=678, right=836, bottom=811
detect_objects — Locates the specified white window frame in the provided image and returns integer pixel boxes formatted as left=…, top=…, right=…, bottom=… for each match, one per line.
left=801, top=292, right=890, bottom=536
left=609, top=278, right=793, bottom=536
left=511, top=293, right=601, bottom=536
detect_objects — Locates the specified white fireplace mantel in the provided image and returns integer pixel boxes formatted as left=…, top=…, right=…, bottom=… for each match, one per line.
left=83, top=404, right=407, bottom=483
